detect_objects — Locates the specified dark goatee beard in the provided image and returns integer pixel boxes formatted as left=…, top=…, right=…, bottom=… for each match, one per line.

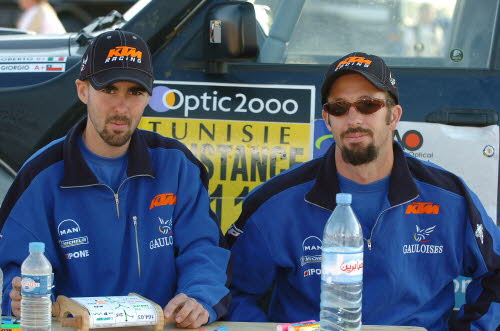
left=340, top=127, right=378, bottom=165
left=341, top=144, right=378, bottom=165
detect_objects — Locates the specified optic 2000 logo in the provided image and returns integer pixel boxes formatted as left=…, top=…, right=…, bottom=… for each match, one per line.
left=149, top=86, right=301, bottom=118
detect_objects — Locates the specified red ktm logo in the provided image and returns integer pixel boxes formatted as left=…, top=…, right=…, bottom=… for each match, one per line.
left=406, top=202, right=440, bottom=215
left=150, top=193, right=177, bottom=210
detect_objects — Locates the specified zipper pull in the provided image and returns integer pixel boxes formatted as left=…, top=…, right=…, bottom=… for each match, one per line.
left=367, top=239, right=372, bottom=250
left=114, top=193, right=120, bottom=218
left=132, top=216, right=141, bottom=278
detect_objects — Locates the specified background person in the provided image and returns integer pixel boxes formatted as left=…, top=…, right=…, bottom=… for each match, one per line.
left=402, top=3, right=444, bottom=57
left=225, top=52, right=500, bottom=330
left=0, top=30, right=230, bottom=329
left=16, top=0, right=66, bottom=34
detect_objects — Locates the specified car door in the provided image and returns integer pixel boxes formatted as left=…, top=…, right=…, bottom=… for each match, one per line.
left=148, top=0, right=499, bottom=227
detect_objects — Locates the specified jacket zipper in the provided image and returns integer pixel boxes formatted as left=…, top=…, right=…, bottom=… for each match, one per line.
left=364, top=195, right=419, bottom=250
left=133, top=216, right=141, bottom=278
left=113, top=174, right=155, bottom=219
left=61, top=174, right=155, bottom=219
left=304, top=198, right=332, bottom=212
left=306, top=195, right=420, bottom=251
left=114, top=193, right=120, bottom=218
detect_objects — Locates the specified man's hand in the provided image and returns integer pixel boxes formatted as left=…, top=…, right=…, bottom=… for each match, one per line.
left=10, top=277, right=22, bottom=318
left=163, top=293, right=209, bottom=329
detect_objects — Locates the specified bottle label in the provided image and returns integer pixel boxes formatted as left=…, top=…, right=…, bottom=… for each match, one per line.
left=21, top=274, right=52, bottom=295
left=322, top=251, right=363, bottom=284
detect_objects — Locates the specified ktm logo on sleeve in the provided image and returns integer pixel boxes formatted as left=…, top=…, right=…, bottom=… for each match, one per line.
left=150, top=193, right=177, bottom=210
left=405, top=202, right=440, bottom=215
left=105, top=46, right=143, bottom=63
left=336, top=56, right=372, bottom=70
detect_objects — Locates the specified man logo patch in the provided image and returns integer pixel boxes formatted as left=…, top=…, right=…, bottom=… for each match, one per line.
left=57, top=219, right=89, bottom=249
left=300, top=236, right=322, bottom=266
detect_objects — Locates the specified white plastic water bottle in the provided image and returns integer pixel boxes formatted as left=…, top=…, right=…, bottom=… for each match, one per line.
left=21, top=242, right=52, bottom=331
left=320, top=193, right=363, bottom=331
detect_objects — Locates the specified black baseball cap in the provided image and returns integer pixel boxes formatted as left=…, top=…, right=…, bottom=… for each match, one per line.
left=79, top=30, right=153, bottom=95
left=321, top=52, right=398, bottom=105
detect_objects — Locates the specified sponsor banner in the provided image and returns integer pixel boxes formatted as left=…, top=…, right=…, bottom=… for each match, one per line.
left=0, top=56, right=66, bottom=63
left=142, top=81, right=315, bottom=232
left=397, top=122, right=499, bottom=223
left=145, top=81, right=312, bottom=123
left=314, top=120, right=499, bottom=223
left=0, top=63, right=66, bottom=73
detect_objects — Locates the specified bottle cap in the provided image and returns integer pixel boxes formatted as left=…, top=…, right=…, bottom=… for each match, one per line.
left=336, top=193, right=352, bottom=204
left=29, top=242, right=45, bottom=253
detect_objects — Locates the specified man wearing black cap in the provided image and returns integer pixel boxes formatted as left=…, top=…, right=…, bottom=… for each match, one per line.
left=0, top=30, right=231, bottom=329
left=225, top=52, right=500, bottom=330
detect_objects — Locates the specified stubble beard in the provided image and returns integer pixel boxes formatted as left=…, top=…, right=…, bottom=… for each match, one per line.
left=98, top=115, right=133, bottom=147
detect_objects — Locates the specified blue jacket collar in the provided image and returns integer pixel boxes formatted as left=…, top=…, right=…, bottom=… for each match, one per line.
left=60, top=117, right=155, bottom=187
left=305, top=142, right=419, bottom=211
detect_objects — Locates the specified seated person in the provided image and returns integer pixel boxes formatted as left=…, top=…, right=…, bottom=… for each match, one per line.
left=225, top=52, right=500, bottom=330
left=0, top=30, right=230, bottom=329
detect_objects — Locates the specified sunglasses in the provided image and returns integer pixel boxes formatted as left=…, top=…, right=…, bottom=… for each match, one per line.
left=323, top=98, right=388, bottom=116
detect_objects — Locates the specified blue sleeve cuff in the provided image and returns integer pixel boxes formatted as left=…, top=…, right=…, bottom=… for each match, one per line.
left=3, top=283, right=13, bottom=316
left=200, top=303, right=217, bottom=324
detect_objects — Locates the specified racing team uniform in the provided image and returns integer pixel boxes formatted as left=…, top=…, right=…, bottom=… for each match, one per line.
left=0, top=119, right=231, bottom=322
left=226, top=142, right=500, bottom=331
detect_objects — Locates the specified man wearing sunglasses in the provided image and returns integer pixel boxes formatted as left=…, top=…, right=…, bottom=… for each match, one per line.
left=225, top=52, right=500, bottom=330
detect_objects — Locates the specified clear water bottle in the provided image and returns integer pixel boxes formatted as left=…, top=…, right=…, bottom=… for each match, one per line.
left=21, top=242, right=52, bottom=331
left=320, top=193, right=363, bottom=331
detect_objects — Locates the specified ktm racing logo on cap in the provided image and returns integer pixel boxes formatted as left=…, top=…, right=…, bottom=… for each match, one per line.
left=105, top=46, right=143, bottom=64
left=336, top=56, right=372, bottom=70
left=150, top=193, right=177, bottom=210
left=406, top=202, right=440, bottom=215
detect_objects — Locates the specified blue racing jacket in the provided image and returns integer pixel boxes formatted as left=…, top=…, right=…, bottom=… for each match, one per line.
left=225, top=142, right=500, bottom=331
left=0, top=119, right=231, bottom=323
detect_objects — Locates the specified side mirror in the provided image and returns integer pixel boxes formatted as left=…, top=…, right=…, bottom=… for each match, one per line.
left=205, top=1, right=259, bottom=73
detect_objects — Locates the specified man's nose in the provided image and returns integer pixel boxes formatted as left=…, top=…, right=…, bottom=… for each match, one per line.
left=346, top=105, right=363, bottom=126
left=113, top=95, right=129, bottom=113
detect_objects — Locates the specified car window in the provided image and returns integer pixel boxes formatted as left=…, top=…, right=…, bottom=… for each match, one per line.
left=248, top=0, right=499, bottom=68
